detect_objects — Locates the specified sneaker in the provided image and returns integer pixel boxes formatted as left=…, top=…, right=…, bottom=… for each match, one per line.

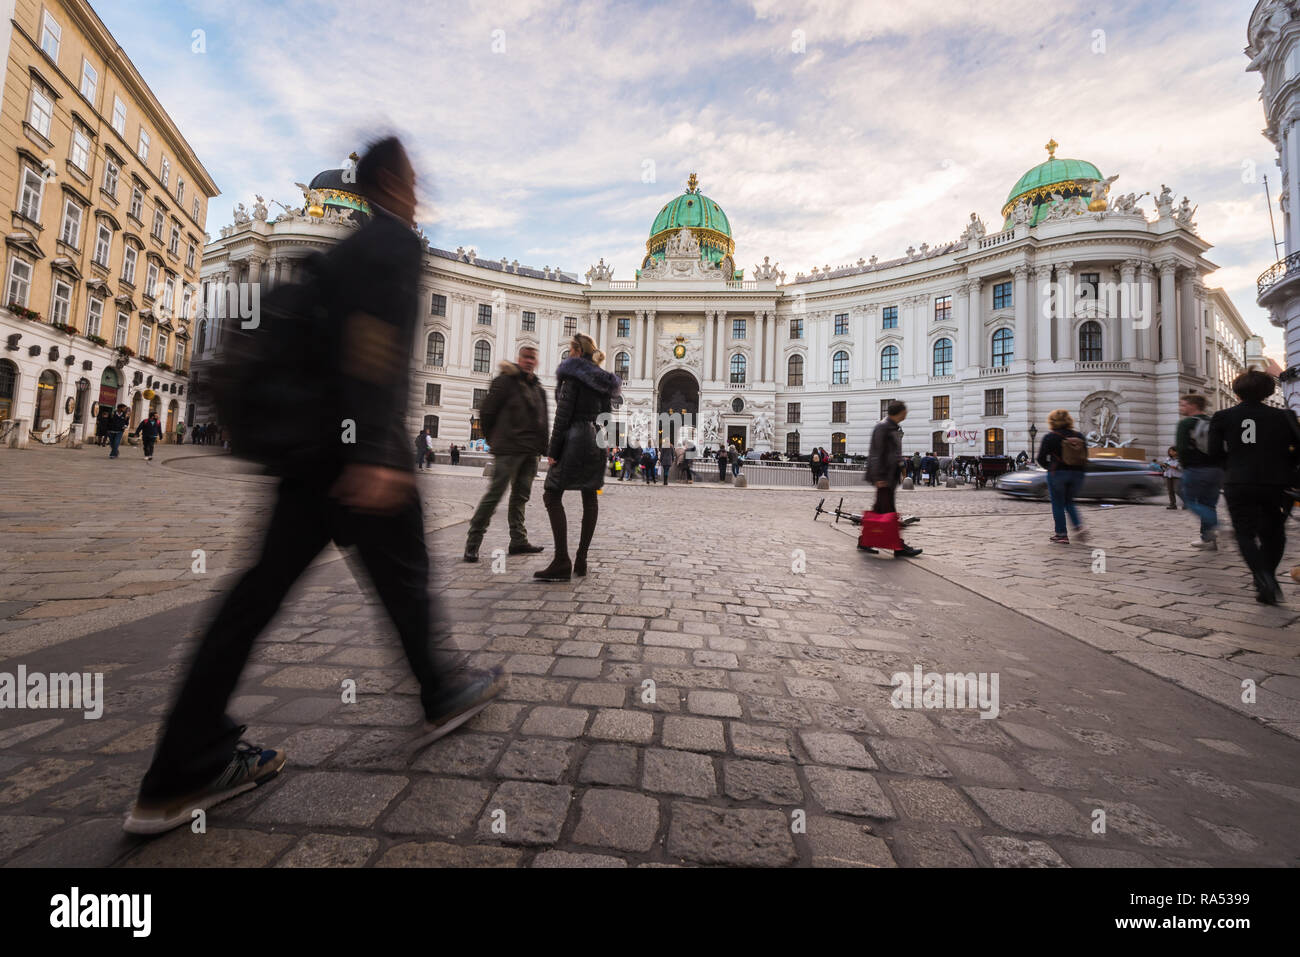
left=1189, top=538, right=1217, bottom=550
left=123, top=735, right=286, bottom=835
left=411, top=667, right=506, bottom=750
left=1049, top=534, right=1069, bottom=544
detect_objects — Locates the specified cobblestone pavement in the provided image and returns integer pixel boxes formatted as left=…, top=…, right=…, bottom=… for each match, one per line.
left=1, top=448, right=1297, bottom=867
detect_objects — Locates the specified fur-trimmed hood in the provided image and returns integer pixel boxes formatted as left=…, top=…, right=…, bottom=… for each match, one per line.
left=497, top=360, right=536, bottom=379
left=556, top=355, right=622, bottom=398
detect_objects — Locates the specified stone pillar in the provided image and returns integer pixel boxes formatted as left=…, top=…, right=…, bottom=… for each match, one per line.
left=967, top=280, right=982, bottom=369
left=1032, top=265, right=1053, bottom=362
left=643, top=310, right=656, bottom=380
left=1055, top=262, right=1074, bottom=361
left=715, top=310, right=727, bottom=383
left=1119, top=260, right=1138, bottom=360
left=598, top=310, right=609, bottom=353
left=703, top=310, right=714, bottom=383
left=1194, top=283, right=1208, bottom=377
left=1180, top=272, right=1198, bottom=369
left=635, top=310, right=646, bottom=382
left=1139, top=263, right=1156, bottom=360
left=1012, top=266, right=1029, bottom=363
left=765, top=309, right=776, bottom=382
left=1158, top=260, right=1178, bottom=362
left=955, top=288, right=970, bottom=371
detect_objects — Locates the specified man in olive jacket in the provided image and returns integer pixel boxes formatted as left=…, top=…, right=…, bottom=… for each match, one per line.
left=465, top=345, right=549, bottom=561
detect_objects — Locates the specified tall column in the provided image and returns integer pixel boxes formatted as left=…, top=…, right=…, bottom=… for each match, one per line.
left=1139, top=263, right=1156, bottom=360
left=715, top=310, right=727, bottom=382
left=1012, top=265, right=1029, bottom=363
left=634, top=310, right=646, bottom=382
left=764, top=309, right=776, bottom=382
left=955, top=288, right=970, bottom=371
left=703, top=310, right=714, bottom=383
left=643, top=309, right=656, bottom=380
left=1158, top=260, right=1178, bottom=363
left=1119, top=260, right=1138, bottom=361
left=1179, top=272, right=1197, bottom=369
left=1055, top=262, right=1074, bottom=361
left=967, top=280, right=983, bottom=369
left=754, top=311, right=765, bottom=381
left=1032, top=265, right=1053, bottom=362
left=598, top=310, right=609, bottom=353
left=1194, top=283, right=1208, bottom=377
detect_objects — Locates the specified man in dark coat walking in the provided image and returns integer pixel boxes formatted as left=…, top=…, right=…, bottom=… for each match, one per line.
left=865, top=401, right=921, bottom=558
left=464, top=345, right=549, bottom=561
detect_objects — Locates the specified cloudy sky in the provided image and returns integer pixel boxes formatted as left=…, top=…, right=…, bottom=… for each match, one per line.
left=97, top=0, right=1283, bottom=358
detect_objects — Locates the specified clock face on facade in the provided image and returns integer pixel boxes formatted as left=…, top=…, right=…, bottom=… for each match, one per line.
left=673, top=344, right=686, bottom=359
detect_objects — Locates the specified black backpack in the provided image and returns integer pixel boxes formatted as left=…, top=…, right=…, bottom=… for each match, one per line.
left=209, top=254, right=337, bottom=475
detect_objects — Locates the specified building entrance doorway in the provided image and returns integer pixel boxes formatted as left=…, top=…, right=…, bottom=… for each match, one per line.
left=656, top=368, right=699, bottom=446
left=727, top=425, right=747, bottom=450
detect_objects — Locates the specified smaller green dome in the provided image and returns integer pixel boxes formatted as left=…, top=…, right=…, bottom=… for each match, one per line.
left=1004, top=157, right=1103, bottom=208
left=649, top=191, right=731, bottom=238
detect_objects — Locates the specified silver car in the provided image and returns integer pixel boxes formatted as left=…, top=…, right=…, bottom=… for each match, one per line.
left=996, top=460, right=1165, bottom=503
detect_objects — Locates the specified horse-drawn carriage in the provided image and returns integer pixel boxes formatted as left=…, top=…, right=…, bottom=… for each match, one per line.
left=952, top=454, right=1017, bottom=489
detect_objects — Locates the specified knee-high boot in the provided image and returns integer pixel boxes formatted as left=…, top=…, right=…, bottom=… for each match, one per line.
left=534, top=490, right=572, bottom=581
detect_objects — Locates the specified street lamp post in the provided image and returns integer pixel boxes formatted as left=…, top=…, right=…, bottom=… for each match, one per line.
left=1028, top=423, right=1038, bottom=462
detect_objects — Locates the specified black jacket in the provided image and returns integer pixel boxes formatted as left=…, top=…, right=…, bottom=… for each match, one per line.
left=108, top=410, right=129, bottom=433
left=866, top=419, right=903, bottom=484
left=544, top=356, right=621, bottom=492
left=326, top=206, right=422, bottom=471
left=1037, top=428, right=1087, bottom=472
left=480, top=361, right=549, bottom=456
left=133, top=417, right=163, bottom=440
left=1208, top=402, right=1300, bottom=486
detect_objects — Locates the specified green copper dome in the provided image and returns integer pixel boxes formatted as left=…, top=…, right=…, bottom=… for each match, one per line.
left=643, top=173, right=738, bottom=274
left=1000, top=140, right=1104, bottom=228
left=650, top=188, right=731, bottom=238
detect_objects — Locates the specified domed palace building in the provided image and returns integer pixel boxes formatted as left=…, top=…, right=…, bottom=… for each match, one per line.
left=193, top=142, right=1245, bottom=459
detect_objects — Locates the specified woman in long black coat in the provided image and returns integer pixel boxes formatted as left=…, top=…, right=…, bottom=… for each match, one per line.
left=534, top=334, right=622, bottom=581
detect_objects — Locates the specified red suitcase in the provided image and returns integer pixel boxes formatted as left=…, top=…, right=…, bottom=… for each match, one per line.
left=858, top=511, right=903, bottom=551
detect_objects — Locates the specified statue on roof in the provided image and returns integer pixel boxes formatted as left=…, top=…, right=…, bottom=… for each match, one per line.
left=1012, top=199, right=1033, bottom=226
left=1087, top=174, right=1120, bottom=210
left=1174, top=197, right=1197, bottom=231
left=232, top=203, right=250, bottom=225
left=253, top=195, right=269, bottom=221
left=960, top=213, right=987, bottom=241
left=1155, top=184, right=1175, bottom=219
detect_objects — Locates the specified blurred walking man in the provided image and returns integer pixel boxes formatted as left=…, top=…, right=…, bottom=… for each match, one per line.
left=125, top=137, right=502, bottom=836
left=464, top=344, right=549, bottom=562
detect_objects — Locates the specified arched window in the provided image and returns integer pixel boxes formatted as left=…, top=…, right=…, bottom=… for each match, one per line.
left=880, top=345, right=899, bottom=381
left=424, top=414, right=439, bottom=437
left=426, top=331, right=445, bottom=367
left=1078, top=321, right=1102, bottom=362
left=195, top=318, right=208, bottom=356
left=788, top=354, right=804, bottom=386
left=931, top=430, right=950, bottom=456
left=832, top=350, right=850, bottom=384
left=730, top=353, right=746, bottom=384
left=932, top=338, right=953, bottom=376
left=985, top=428, right=1004, bottom=455
left=34, top=370, right=59, bottom=427
left=615, top=352, right=630, bottom=379
left=991, top=328, right=1013, bottom=367
left=473, top=339, right=491, bottom=373
left=786, top=431, right=800, bottom=457
left=0, top=358, right=16, bottom=420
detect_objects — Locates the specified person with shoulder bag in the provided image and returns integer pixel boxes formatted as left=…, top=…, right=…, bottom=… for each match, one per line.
left=1036, top=409, right=1089, bottom=544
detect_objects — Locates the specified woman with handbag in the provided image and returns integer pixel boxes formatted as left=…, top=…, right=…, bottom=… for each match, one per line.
left=534, top=335, right=622, bottom=582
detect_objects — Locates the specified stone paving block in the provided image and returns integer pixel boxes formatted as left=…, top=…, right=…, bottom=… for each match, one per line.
left=276, top=834, right=379, bottom=867
left=894, top=828, right=978, bottom=867
left=1083, top=797, right=1191, bottom=848
left=0, top=757, right=92, bottom=805
left=799, top=731, right=876, bottom=769
left=589, top=708, right=655, bottom=743
left=264, top=697, right=342, bottom=724
left=250, top=772, right=408, bottom=827
left=1058, top=844, right=1153, bottom=868
left=804, top=767, right=896, bottom=819
left=807, top=817, right=898, bottom=867
left=643, top=748, right=717, bottom=797
left=661, top=716, right=726, bottom=752
left=466, top=701, right=527, bottom=733
left=963, top=787, right=1088, bottom=837
left=578, top=744, right=640, bottom=787
left=476, top=781, right=572, bottom=845
left=5, top=818, right=128, bottom=866
left=866, top=737, right=950, bottom=777
left=744, top=695, right=812, bottom=725
left=569, top=683, right=629, bottom=709
left=730, top=722, right=795, bottom=761
left=382, top=777, right=491, bottom=837
left=979, top=836, right=1069, bottom=868
left=998, top=722, right=1071, bottom=750
left=277, top=727, right=353, bottom=767
left=520, top=706, right=589, bottom=739
left=722, top=759, right=804, bottom=804
left=571, top=789, right=660, bottom=852
left=412, top=733, right=506, bottom=776
left=667, top=803, right=797, bottom=866
left=939, top=746, right=1020, bottom=786
left=552, top=657, right=603, bottom=678
left=0, top=815, right=64, bottom=857
left=889, top=779, right=983, bottom=827
left=533, top=851, right=629, bottom=867
left=496, top=738, right=576, bottom=783
left=376, top=841, right=522, bottom=867
left=124, top=828, right=296, bottom=868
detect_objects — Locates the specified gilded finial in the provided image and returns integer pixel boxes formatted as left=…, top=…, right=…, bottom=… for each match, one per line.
left=1044, top=138, right=1059, bottom=160
left=686, top=172, right=699, bottom=193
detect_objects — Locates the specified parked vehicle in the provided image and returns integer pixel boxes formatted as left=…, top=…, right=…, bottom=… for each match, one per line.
left=997, top=459, right=1164, bottom=503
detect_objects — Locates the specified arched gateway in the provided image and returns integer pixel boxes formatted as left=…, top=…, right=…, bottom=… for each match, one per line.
left=656, top=368, right=699, bottom=446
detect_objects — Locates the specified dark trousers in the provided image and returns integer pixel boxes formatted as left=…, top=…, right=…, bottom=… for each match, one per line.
left=682, top=462, right=693, bottom=481
left=140, top=478, right=447, bottom=801
left=1224, top=484, right=1291, bottom=582
left=142, top=438, right=155, bottom=458
left=873, top=483, right=896, bottom=514
left=466, top=453, right=538, bottom=549
left=718, top=460, right=727, bottom=481
left=108, top=430, right=123, bottom=457
left=662, top=461, right=670, bottom=485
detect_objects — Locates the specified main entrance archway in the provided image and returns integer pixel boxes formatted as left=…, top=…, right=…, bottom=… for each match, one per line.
left=656, top=368, right=699, bottom=446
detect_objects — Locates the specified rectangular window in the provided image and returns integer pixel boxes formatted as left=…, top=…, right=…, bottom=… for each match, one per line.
left=162, top=277, right=175, bottom=313
left=169, top=223, right=180, bottom=256
left=138, top=323, right=151, bottom=356
left=103, top=158, right=119, bottom=198
left=86, top=296, right=103, bottom=337
left=177, top=178, right=185, bottom=204
left=137, top=128, right=150, bottom=162
left=114, top=312, right=128, bottom=348
left=94, top=224, right=112, bottom=266
left=80, top=58, right=98, bottom=103
left=831, top=401, right=846, bottom=423
left=563, top=316, right=577, bottom=336
left=192, top=198, right=200, bottom=222
left=932, top=395, right=949, bottom=421
left=60, top=199, right=83, bottom=247
left=6, top=257, right=33, bottom=307
left=1079, top=272, right=1100, bottom=300
left=152, top=208, right=164, bottom=239
left=121, top=244, right=137, bottom=284
left=70, top=129, right=91, bottom=172
left=521, top=310, right=535, bottom=331
left=19, top=167, right=44, bottom=221
left=161, top=156, right=170, bottom=187
left=984, top=388, right=1004, bottom=417
left=882, top=305, right=898, bottom=329
left=834, top=313, right=849, bottom=336
left=880, top=398, right=895, bottom=419
left=787, top=402, right=801, bottom=424
left=732, top=318, right=746, bottom=339
left=993, top=281, right=1012, bottom=310
left=41, top=11, right=61, bottom=60
left=180, top=287, right=192, bottom=321
left=29, top=85, right=54, bottom=138
left=129, top=187, right=143, bottom=221
left=934, top=295, right=952, bottom=322
left=145, top=261, right=159, bottom=298
left=175, top=341, right=185, bottom=369
left=186, top=243, right=196, bottom=270
left=112, top=96, right=127, bottom=135
left=157, top=331, right=168, bottom=364
left=477, top=303, right=492, bottom=325
left=617, top=317, right=630, bottom=337
left=430, top=293, right=447, bottom=316
left=425, top=383, right=441, bottom=405
left=472, top=388, right=488, bottom=409
left=789, top=317, right=803, bottom=339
